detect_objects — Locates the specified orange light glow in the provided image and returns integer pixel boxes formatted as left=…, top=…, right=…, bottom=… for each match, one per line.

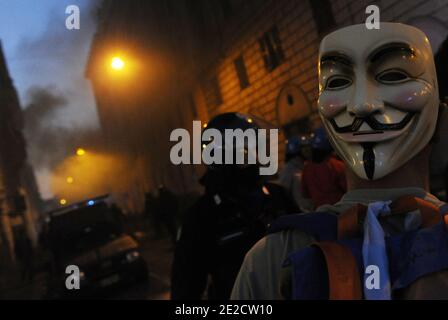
left=59, top=198, right=67, bottom=205
left=111, top=57, right=125, bottom=70
left=76, top=148, right=86, bottom=156
left=66, top=176, right=74, bottom=184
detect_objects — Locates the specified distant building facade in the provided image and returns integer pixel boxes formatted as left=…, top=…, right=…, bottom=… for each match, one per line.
left=86, top=0, right=448, bottom=203
left=0, top=41, right=42, bottom=260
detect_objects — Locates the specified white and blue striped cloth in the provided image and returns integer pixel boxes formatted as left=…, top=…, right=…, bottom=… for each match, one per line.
left=362, top=201, right=392, bottom=300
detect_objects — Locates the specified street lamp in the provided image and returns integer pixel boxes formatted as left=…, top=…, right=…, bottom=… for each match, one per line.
left=76, top=148, right=86, bottom=156
left=66, top=176, right=74, bottom=184
left=59, top=198, right=67, bottom=206
left=111, top=57, right=125, bottom=70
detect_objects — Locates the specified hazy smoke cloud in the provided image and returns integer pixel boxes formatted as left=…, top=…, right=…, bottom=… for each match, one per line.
left=50, top=151, right=143, bottom=212
left=16, top=1, right=102, bottom=168
left=14, top=1, right=102, bottom=199
left=14, top=1, right=101, bottom=129
left=23, top=86, right=103, bottom=170
left=16, top=1, right=145, bottom=207
left=23, top=86, right=143, bottom=211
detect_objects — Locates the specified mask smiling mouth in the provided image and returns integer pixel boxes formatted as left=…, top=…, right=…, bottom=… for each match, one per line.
left=329, top=112, right=415, bottom=142
left=329, top=111, right=415, bottom=180
left=352, top=130, right=384, bottom=136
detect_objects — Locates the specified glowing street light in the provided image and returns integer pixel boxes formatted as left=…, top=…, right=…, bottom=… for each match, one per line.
left=111, top=57, right=125, bottom=70
left=66, top=176, right=74, bottom=184
left=76, top=148, right=86, bottom=156
left=60, top=198, right=67, bottom=206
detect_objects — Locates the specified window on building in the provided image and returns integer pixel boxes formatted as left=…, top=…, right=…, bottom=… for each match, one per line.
left=202, top=75, right=223, bottom=112
left=234, top=55, right=250, bottom=89
left=259, top=25, right=285, bottom=72
left=309, top=0, right=336, bottom=36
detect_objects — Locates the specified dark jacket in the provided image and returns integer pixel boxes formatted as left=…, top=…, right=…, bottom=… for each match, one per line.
left=171, top=170, right=297, bottom=300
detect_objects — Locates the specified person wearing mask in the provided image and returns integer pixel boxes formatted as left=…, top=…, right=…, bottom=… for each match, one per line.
left=232, top=23, right=448, bottom=300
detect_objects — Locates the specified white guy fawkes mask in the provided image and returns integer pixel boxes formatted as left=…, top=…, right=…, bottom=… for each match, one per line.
left=318, top=23, right=439, bottom=180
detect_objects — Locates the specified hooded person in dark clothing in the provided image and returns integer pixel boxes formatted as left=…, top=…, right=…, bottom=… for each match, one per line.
left=14, top=225, right=34, bottom=282
left=154, top=185, right=178, bottom=244
left=171, top=112, right=296, bottom=300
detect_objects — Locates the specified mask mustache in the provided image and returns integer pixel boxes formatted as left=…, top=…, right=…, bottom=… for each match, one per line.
left=329, top=112, right=415, bottom=134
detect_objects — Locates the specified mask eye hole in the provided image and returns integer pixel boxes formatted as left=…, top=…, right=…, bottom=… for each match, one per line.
left=376, top=69, right=409, bottom=83
left=326, top=76, right=352, bottom=90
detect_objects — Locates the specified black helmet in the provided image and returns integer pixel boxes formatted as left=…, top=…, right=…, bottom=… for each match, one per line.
left=202, top=112, right=272, bottom=170
left=205, top=112, right=260, bottom=132
left=200, top=112, right=271, bottom=192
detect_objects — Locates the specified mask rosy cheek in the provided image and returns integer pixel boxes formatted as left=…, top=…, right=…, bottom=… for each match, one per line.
left=318, top=94, right=347, bottom=118
left=387, top=83, right=432, bottom=112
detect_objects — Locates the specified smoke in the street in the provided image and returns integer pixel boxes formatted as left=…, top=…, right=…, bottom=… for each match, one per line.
left=50, top=151, right=143, bottom=213
left=11, top=1, right=102, bottom=200
left=23, top=86, right=101, bottom=170
left=18, top=2, right=147, bottom=208
left=14, top=0, right=101, bottom=130
left=23, top=86, right=144, bottom=211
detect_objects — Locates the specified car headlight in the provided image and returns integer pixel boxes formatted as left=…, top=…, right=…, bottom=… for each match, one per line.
left=125, top=251, right=140, bottom=263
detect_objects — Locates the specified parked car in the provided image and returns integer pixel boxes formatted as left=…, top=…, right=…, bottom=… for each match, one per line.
left=43, top=196, right=148, bottom=299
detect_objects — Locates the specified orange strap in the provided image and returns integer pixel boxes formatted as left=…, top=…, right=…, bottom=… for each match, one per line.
left=389, top=195, right=441, bottom=228
left=337, top=196, right=443, bottom=239
left=313, top=242, right=362, bottom=300
left=337, top=203, right=366, bottom=239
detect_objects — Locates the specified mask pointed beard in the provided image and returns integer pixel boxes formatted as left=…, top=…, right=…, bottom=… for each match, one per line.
left=362, top=143, right=375, bottom=180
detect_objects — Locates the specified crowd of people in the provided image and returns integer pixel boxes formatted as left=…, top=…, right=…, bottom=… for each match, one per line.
left=168, top=113, right=349, bottom=299
left=149, top=23, right=448, bottom=300
left=142, top=111, right=348, bottom=299
left=279, top=127, right=346, bottom=211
